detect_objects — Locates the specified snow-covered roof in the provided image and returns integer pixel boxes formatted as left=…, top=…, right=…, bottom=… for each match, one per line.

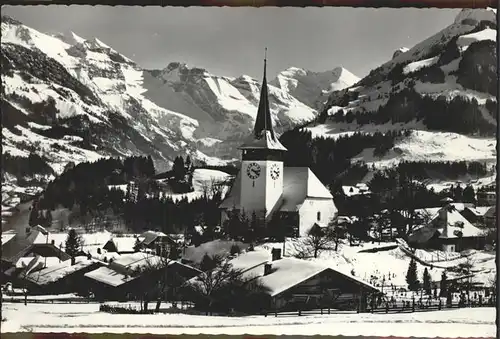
left=464, top=206, right=492, bottom=217
left=140, top=231, right=172, bottom=246
left=341, top=185, right=372, bottom=197
left=280, top=168, right=333, bottom=212
left=2, top=230, right=16, bottom=245
left=437, top=209, right=482, bottom=239
left=25, top=258, right=99, bottom=286
left=239, top=255, right=378, bottom=297
left=85, top=252, right=194, bottom=287
left=410, top=205, right=484, bottom=242
left=104, top=237, right=143, bottom=253
left=15, top=256, right=62, bottom=269
left=220, top=167, right=332, bottom=211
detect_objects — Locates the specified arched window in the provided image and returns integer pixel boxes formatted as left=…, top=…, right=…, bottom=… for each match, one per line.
left=317, top=212, right=321, bottom=221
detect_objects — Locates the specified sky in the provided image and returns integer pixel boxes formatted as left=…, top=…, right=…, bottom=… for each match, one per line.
left=2, top=6, right=460, bottom=79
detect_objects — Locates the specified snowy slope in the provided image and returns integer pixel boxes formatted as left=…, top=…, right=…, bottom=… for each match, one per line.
left=143, top=63, right=354, bottom=159
left=309, top=8, right=497, bottom=168
left=270, top=66, right=360, bottom=109
left=1, top=16, right=239, bottom=191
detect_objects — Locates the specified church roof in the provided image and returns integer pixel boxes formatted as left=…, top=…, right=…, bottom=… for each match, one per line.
left=219, top=167, right=333, bottom=211
left=239, top=52, right=287, bottom=152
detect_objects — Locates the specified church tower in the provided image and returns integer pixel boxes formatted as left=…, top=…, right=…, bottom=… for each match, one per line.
left=239, top=50, right=287, bottom=219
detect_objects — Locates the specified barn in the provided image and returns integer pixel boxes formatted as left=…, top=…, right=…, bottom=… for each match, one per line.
left=84, top=252, right=200, bottom=301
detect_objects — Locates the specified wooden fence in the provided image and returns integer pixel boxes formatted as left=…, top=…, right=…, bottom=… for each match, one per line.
left=264, top=299, right=495, bottom=317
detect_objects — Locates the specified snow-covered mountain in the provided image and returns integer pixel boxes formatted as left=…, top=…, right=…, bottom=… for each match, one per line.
left=1, top=15, right=353, bottom=186
left=307, top=8, right=497, bottom=168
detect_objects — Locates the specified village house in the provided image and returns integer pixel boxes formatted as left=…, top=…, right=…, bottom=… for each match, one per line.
left=138, top=230, right=177, bottom=255
left=23, top=256, right=103, bottom=295
left=408, top=204, right=486, bottom=252
left=219, top=58, right=337, bottom=237
left=1, top=228, right=71, bottom=283
left=84, top=252, right=200, bottom=301
left=102, top=236, right=144, bottom=254
left=187, top=248, right=379, bottom=313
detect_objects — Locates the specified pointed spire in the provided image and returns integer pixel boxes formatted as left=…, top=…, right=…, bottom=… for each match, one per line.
left=253, top=47, right=275, bottom=140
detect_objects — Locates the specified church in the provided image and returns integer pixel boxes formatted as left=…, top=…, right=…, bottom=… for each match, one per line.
left=219, top=57, right=338, bottom=237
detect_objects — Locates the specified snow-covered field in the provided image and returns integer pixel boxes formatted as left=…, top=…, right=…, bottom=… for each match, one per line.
left=162, top=168, right=233, bottom=202
left=305, top=123, right=496, bottom=168
left=1, top=302, right=495, bottom=336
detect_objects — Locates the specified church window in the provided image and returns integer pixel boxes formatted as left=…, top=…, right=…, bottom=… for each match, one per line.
left=317, top=212, right=321, bottom=221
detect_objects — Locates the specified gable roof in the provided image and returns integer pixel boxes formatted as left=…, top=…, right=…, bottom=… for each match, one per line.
left=25, top=258, right=100, bottom=286
left=280, top=167, right=333, bottom=212
left=236, top=254, right=378, bottom=297
left=140, top=231, right=174, bottom=246
left=219, top=167, right=332, bottom=211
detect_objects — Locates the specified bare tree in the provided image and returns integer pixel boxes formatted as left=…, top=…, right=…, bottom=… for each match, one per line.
left=184, top=254, right=268, bottom=314
left=131, top=246, right=182, bottom=312
left=303, top=224, right=336, bottom=258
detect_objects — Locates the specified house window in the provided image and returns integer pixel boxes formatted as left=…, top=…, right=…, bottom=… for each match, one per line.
left=317, top=212, right=321, bottom=221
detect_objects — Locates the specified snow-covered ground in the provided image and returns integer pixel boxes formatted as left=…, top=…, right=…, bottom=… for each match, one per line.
left=161, top=168, right=233, bottom=202
left=1, top=302, right=495, bottom=336
left=257, top=239, right=495, bottom=289
left=305, top=124, right=496, bottom=168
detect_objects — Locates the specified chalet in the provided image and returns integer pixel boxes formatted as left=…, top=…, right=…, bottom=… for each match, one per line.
left=102, top=236, right=143, bottom=254
left=84, top=252, right=200, bottom=301
left=139, top=231, right=177, bottom=255
left=219, top=57, right=337, bottom=238
left=408, top=204, right=485, bottom=252
left=23, top=257, right=103, bottom=295
left=186, top=248, right=379, bottom=313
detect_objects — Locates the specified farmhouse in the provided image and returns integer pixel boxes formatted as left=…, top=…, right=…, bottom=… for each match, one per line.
left=219, top=58, right=337, bottom=237
left=23, top=257, right=102, bottom=295
left=103, top=236, right=143, bottom=254
left=139, top=231, right=177, bottom=254
left=408, top=204, right=485, bottom=252
left=84, top=252, right=200, bottom=301
left=191, top=248, right=379, bottom=313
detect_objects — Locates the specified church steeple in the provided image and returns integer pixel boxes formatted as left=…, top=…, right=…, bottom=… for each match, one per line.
left=239, top=49, right=287, bottom=152
left=253, top=48, right=275, bottom=140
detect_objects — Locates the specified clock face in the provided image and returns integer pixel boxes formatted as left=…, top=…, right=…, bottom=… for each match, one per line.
left=246, top=162, right=261, bottom=179
left=270, top=164, right=280, bottom=180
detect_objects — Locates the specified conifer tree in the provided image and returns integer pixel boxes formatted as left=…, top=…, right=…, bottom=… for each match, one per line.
left=406, top=259, right=420, bottom=291
left=462, top=185, right=476, bottom=204
left=65, top=229, right=83, bottom=257
left=423, top=267, right=432, bottom=295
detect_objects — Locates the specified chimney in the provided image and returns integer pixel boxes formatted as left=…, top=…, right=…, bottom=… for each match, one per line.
left=71, top=257, right=76, bottom=265
left=271, top=248, right=281, bottom=261
left=264, top=263, right=272, bottom=276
